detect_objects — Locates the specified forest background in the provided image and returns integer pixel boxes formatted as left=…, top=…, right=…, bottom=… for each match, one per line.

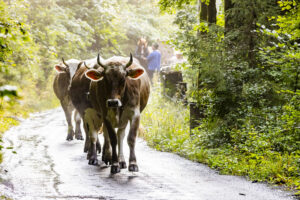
left=0, top=0, right=299, bottom=195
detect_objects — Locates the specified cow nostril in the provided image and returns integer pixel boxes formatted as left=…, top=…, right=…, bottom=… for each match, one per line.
left=107, top=99, right=122, bottom=108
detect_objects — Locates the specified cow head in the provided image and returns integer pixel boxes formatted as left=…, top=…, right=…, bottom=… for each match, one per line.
left=85, top=53, right=144, bottom=126
left=54, top=58, right=70, bottom=74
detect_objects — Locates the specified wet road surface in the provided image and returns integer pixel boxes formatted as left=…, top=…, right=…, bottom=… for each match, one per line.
left=0, top=108, right=296, bottom=200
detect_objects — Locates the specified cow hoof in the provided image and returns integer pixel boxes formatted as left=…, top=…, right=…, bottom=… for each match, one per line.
left=128, top=164, right=139, bottom=172
left=84, top=142, right=90, bottom=153
left=75, top=135, right=84, bottom=140
left=66, top=135, right=73, bottom=141
left=87, top=152, right=91, bottom=160
left=102, top=158, right=111, bottom=165
left=84, top=145, right=88, bottom=153
left=111, top=165, right=120, bottom=174
left=103, top=160, right=111, bottom=165
left=119, top=161, right=127, bottom=169
left=102, top=155, right=112, bottom=165
left=88, top=159, right=98, bottom=165
left=66, top=130, right=75, bottom=141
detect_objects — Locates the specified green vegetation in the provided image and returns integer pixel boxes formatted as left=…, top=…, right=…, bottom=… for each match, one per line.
left=141, top=0, right=299, bottom=194
left=142, top=85, right=300, bottom=193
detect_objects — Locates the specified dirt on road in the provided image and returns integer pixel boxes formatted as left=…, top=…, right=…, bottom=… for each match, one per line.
left=0, top=109, right=296, bottom=200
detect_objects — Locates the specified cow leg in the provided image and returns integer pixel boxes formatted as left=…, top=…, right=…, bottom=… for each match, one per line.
left=117, top=126, right=127, bottom=169
left=104, top=119, right=120, bottom=174
left=83, top=121, right=90, bottom=154
left=83, top=121, right=100, bottom=154
left=127, top=111, right=140, bottom=172
left=83, top=108, right=101, bottom=165
left=88, top=127, right=99, bottom=165
left=102, top=126, right=112, bottom=165
left=61, top=101, right=74, bottom=141
left=96, top=136, right=101, bottom=154
left=74, top=110, right=83, bottom=140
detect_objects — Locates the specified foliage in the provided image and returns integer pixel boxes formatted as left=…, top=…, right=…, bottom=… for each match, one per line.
left=157, top=0, right=299, bottom=146
left=142, top=0, right=300, bottom=193
left=142, top=86, right=300, bottom=192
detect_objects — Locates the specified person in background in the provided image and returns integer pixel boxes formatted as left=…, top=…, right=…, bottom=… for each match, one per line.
left=134, top=38, right=149, bottom=69
left=147, top=43, right=161, bottom=83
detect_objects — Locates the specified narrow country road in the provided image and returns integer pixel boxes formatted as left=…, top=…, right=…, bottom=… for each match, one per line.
left=0, top=108, right=296, bottom=200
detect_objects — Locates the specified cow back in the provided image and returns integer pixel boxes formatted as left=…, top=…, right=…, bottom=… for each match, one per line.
left=70, top=63, right=92, bottom=116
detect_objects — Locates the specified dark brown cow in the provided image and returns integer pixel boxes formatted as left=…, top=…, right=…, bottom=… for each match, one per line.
left=85, top=54, right=150, bottom=173
left=69, top=57, right=105, bottom=164
left=53, top=59, right=83, bottom=141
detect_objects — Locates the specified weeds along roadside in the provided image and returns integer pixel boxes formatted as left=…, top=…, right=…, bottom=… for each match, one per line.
left=140, top=78, right=300, bottom=195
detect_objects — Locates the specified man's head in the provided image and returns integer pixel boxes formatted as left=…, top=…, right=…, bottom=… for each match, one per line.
left=152, top=43, right=159, bottom=50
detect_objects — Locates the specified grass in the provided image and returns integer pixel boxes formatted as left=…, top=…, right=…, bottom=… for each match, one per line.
left=141, top=82, right=300, bottom=195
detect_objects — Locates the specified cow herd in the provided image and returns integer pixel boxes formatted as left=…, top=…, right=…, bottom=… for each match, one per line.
left=53, top=53, right=150, bottom=174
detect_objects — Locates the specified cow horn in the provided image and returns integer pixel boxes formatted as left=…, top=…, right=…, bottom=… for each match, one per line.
left=97, top=53, right=106, bottom=69
left=125, top=53, right=133, bottom=69
left=62, top=57, right=69, bottom=68
left=83, top=62, right=88, bottom=68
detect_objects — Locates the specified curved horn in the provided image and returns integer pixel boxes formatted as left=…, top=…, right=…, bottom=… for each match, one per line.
left=125, top=53, right=133, bottom=69
left=97, top=53, right=106, bottom=68
left=83, top=62, right=88, bottom=68
left=62, top=57, right=69, bottom=68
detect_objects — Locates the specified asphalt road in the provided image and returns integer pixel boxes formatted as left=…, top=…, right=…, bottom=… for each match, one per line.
left=0, top=108, right=296, bottom=200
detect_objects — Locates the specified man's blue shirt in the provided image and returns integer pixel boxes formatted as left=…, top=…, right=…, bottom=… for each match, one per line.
left=147, top=50, right=161, bottom=71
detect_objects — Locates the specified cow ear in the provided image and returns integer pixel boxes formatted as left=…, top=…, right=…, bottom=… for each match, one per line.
left=54, top=64, right=67, bottom=73
left=85, top=69, right=104, bottom=81
left=127, top=68, right=145, bottom=79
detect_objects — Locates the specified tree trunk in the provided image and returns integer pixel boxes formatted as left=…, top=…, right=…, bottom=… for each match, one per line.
left=200, top=1, right=208, bottom=22
left=224, top=0, right=234, bottom=34
left=208, top=0, right=216, bottom=24
left=246, top=3, right=257, bottom=68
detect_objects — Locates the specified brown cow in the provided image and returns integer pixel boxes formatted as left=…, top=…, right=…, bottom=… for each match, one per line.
left=69, top=57, right=106, bottom=164
left=53, top=59, right=83, bottom=141
left=85, top=54, right=150, bottom=173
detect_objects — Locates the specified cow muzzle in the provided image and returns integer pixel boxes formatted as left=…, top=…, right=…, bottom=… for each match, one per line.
left=106, top=99, right=122, bottom=108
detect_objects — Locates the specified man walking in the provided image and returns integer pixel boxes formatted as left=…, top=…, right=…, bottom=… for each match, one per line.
left=147, top=43, right=161, bottom=83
